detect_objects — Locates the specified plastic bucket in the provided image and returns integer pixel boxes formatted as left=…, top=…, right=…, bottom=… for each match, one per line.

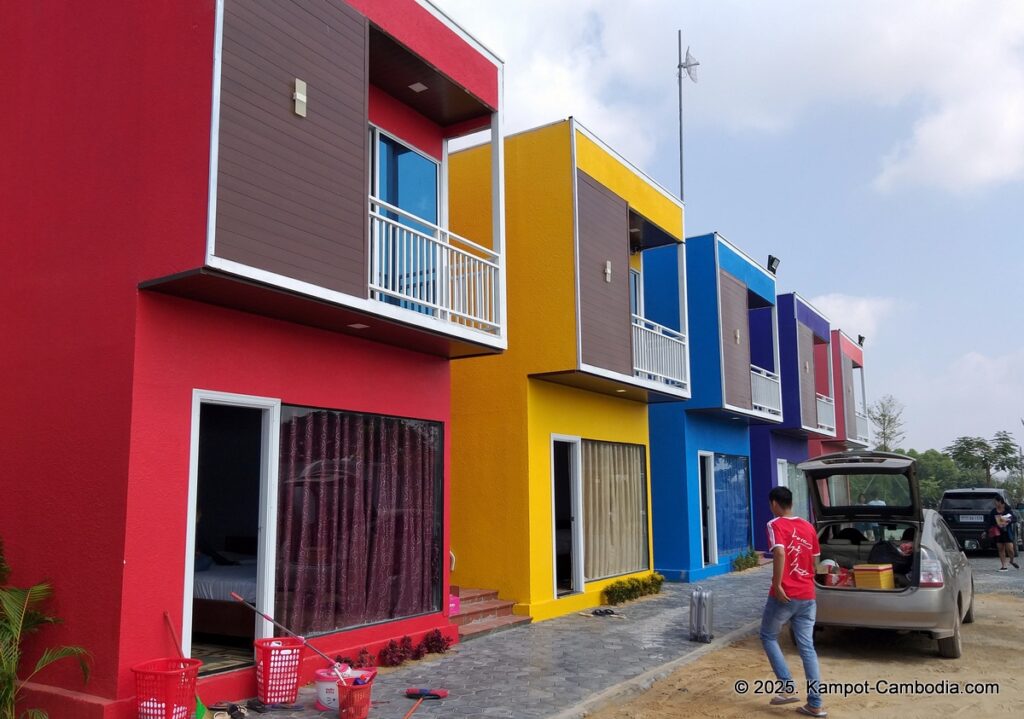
left=131, top=658, right=202, bottom=719
left=254, top=637, right=305, bottom=704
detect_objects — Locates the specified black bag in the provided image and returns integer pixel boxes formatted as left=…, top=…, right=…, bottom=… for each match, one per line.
left=689, top=585, right=713, bottom=643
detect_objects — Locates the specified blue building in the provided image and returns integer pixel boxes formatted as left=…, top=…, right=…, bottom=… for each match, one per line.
left=645, top=233, right=783, bottom=581
left=750, top=294, right=836, bottom=549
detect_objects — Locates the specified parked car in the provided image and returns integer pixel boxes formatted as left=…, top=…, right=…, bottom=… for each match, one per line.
left=938, top=488, right=1023, bottom=552
left=798, top=451, right=974, bottom=659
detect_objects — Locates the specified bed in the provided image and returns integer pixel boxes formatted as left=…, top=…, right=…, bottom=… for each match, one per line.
left=192, top=561, right=258, bottom=639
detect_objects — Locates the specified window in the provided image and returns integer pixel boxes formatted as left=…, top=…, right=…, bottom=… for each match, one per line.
left=778, top=460, right=810, bottom=521
left=371, top=129, right=438, bottom=229
left=275, top=406, right=443, bottom=636
left=581, top=441, right=649, bottom=579
left=629, top=269, right=643, bottom=317
left=713, top=454, right=751, bottom=556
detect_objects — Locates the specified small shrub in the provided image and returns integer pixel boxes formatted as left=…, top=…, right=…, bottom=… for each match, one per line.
left=377, top=640, right=406, bottom=667
left=410, top=641, right=428, bottom=660
left=355, top=648, right=374, bottom=668
left=421, top=629, right=451, bottom=655
left=732, top=548, right=760, bottom=571
left=602, top=572, right=665, bottom=606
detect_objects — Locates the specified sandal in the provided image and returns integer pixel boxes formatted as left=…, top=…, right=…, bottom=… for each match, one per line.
left=797, top=705, right=828, bottom=717
left=228, top=705, right=248, bottom=719
left=770, top=694, right=800, bottom=705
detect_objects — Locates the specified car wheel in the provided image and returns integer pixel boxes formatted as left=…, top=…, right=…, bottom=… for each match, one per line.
left=963, top=583, right=975, bottom=624
left=938, top=611, right=962, bottom=659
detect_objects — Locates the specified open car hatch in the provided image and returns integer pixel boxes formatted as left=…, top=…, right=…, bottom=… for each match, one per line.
left=798, top=451, right=922, bottom=524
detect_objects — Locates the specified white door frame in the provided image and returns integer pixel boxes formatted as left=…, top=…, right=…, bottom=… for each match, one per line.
left=182, top=389, right=282, bottom=656
left=698, top=451, right=718, bottom=566
left=550, top=435, right=585, bottom=598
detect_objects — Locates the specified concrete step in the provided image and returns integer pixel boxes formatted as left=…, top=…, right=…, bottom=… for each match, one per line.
left=455, top=587, right=499, bottom=604
left=457, top=614, right=532, bottom=642
left=451, top=598, right=514, bottom=626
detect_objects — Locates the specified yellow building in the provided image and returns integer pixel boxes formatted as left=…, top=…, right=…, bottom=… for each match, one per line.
left=447, top=119, right=690, bottom=621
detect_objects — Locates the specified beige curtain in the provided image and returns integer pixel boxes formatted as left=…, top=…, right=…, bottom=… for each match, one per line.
left=582, top=441, right=649, bottom=580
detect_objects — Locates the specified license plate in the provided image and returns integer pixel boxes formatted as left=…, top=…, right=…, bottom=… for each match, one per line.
left=960, top=514, right=984, bottom=522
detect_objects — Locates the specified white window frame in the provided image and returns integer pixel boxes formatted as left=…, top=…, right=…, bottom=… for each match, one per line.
left=550, top=435, right=584, bottom=599
left=698, top=451, right=718, bottom=566
left=629, top=268, right=644, bottom=318
left=182, top=389, right=282, bottom=656
left=777, top=458, right=789, bottom=489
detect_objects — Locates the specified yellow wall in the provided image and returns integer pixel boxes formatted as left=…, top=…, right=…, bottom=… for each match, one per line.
left=447, top=121, right=658, bottom=620
left=575, top=129, right=684, bottom=242
left=448, top=121, right=578, bottom=599
left=523, top=380, right=654, bottom=620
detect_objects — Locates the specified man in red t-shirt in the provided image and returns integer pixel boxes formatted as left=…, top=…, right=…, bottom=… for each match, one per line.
left=759, top=486, right=827, bottom=717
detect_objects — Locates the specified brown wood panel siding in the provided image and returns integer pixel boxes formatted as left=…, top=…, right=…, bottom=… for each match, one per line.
left=577, top=171, right=633, bottom=376
left=797, top=324, right=817, bottom=427
left=720, top=270, right=752, bottom=409
left=215, top=0, right=369, bottom=297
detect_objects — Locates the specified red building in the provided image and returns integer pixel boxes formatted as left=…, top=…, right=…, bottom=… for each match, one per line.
left=807, top=330, right=869, bottom=458
left=2, top=2, right=504, bottom=716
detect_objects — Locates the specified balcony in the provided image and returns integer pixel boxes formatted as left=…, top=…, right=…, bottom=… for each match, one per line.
left=631, top=315, right=688, bottom=389
left=854, top=410, right=870, bottom=444
left=815, top=394, right=836, bottom=433
left=369, top=197, right=501, bottom=336
left=750, top=365, right=782, bottom=417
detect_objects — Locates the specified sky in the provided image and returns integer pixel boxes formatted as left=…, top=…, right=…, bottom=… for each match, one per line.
left=439, top=0, right=1024, bottom=451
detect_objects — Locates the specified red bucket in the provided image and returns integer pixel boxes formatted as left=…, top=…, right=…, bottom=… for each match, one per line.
left=132, top=658, right=202, bottom=719
left=337, top=672, right=376, bottom=719
left=254, top=637, right=305, bottom=704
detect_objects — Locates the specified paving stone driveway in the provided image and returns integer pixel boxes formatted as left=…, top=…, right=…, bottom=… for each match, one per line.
left=266, top=566, right=771, bottom=719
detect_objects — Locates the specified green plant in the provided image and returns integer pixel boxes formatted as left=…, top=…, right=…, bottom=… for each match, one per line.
left=602, top=572, right=665, bottom=606
left=0, top=537, right=90, bottom=719
left=732, top=548, right=760, bottom=572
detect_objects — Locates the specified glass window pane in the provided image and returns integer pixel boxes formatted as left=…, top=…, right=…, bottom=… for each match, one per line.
left=787, top=462, right=810, bottom=520
left=377, top=134, right=437, bottom=225
left=581, top=441, right=649, bottom=580
left=714, top=453, right=751, bottom=556
left=275, top=406, right=442, bottom=635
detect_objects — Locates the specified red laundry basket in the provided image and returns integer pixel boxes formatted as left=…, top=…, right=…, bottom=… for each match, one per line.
left=132, top=658, right=202, bottom=719
left=337, top=672, right=376, bottom=719
left=254, top=637, right=305, bottom=704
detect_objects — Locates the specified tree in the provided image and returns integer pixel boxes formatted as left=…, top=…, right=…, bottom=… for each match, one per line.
left=868, top=395, right=905, bottom=452
left=944, top=432, right=1022, bottom=488
left=944, top=436, right=994, bottom=486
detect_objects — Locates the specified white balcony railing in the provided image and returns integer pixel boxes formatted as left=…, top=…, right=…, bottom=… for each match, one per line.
left=631, top=315, right=688, bottom=389
left=369, top=197, right=500, bottom=335
left=854, top=410, right=870, bottom=444
left=750, top=365, right=783, bottom=416
left=815, top=393, right=836, bottom=433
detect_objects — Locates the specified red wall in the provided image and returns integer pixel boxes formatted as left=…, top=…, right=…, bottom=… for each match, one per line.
left=369, top=85, right=445, bottom=160
left=808, top=330, right=865, bottom=457
left=1, top=2, right=214, bottom=716
left=349, top=0, right=499, bottom=109
left=120, top=293, right=453, bottom=707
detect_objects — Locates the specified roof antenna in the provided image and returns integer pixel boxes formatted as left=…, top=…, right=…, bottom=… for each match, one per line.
left=677, top=31, right=699, bottom=203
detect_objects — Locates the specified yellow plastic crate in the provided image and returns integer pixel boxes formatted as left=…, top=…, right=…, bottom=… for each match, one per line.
left=853, top=563, right=895, bottom=590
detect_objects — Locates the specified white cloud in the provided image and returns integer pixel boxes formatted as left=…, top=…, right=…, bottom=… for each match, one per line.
left=439, top=0, right=1024, bottom=193
left=896, top=349, right=1024, bottom=449
left=807, top=293, right=895, bottom=339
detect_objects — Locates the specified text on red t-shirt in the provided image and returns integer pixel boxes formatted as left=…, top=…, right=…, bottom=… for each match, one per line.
left=766, top=516, right=821, bottom=600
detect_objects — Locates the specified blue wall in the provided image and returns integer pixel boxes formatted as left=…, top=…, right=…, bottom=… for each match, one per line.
left=777, top=293, right=832, bottom=433
left=678, top=234, right=723, bottom=410
left=717, top=240, right=775, bottom=304
left=750, top=429, right=809, bottom=550
left=650, top=406, right=753, bottom=582
left=642, top=244, right=683, bottom=331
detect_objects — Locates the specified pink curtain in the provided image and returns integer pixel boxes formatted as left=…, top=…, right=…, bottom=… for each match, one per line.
left=276, top=409, right=440, bottom=635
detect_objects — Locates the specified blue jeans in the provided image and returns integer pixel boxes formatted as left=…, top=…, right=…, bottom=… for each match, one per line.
left=760, top=596, right=822, bottom=708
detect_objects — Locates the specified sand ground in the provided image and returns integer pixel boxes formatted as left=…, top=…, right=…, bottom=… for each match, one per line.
left=588, top=592, right=1023, bottom=718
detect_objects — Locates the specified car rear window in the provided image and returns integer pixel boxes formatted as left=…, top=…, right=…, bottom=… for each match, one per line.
left=939, top=496, right=1001, bottom=510
left=817, top=472, right=912, bottom=509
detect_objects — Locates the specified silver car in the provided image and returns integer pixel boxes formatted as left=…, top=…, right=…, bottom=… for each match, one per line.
left=798, top=451, right=974, bottom=658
